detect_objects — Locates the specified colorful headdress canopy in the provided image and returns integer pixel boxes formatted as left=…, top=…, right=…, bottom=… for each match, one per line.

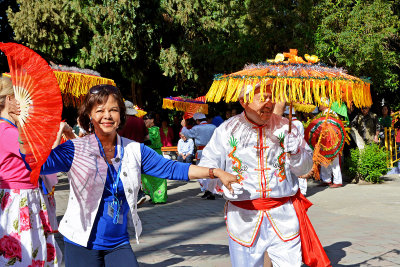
left=133, top=105, right=147, bottom=118
left=206, top=49, right=372, bottom=108
left=51, top=65, right=116, bottom=107
left=162, top=96, right=208, bottom=116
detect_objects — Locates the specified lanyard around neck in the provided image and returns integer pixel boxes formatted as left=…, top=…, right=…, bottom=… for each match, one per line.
left=94, top=134, right=124, bottom=197
left=0, top=117, right=17, bottom=128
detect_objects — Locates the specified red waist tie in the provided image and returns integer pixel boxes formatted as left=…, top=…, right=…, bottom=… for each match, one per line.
left=230, top=191, right=331, bottom=267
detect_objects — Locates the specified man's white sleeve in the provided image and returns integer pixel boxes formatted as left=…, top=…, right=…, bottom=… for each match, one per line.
left=289, top=137, right=313, bottom=177
left=198, top=127, right=226, bottom=170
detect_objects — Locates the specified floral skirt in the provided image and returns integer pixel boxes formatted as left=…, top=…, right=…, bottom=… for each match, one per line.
left=0, top=188, right=62, bottom=266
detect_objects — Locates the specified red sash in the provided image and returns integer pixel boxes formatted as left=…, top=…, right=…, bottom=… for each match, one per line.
left=231, top=196, right=290, bottom=210
left=230, top=191, right=331, bottom=267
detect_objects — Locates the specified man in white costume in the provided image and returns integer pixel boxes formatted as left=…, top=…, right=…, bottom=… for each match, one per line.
left=199, top=84, right=331, bottom=266
left=181, top=112, right=217, bottom=199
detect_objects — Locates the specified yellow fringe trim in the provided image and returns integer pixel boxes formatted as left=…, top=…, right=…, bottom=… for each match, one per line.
left=293, top=102, right=317, bottom=113
left=162, top=98, right=208, bottom=114
left=135, top=109, right=147, bottom=118
left=54, top=71, right=116, bottom=98
left=207, top=77, right=372, bottom=108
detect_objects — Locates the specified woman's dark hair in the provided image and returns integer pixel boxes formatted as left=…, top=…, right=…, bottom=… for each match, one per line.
left=381, top=105, right=391, bottom=116
left=143, top=111, right=156, bottom=121
left=78, top=85, right=126, bottom=133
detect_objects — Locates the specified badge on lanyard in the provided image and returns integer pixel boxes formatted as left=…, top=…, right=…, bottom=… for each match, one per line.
left=108, top=201, right=123, bottom=224
left=95, top=134, right=125, bottom=225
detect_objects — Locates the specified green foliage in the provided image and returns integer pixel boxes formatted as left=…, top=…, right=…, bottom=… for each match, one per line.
left=7, top=0, right=85, bottom=64
left=314, top=0, right=400, bottom=95
left=78, top=0, right=161, bottom=83
left=345, top=143, right=389, bottom=183
left=344, top=147, right=361, bottom=180
left=159, top=0, right=317, bottom=95
left=4, top=0, right=399, bottom=109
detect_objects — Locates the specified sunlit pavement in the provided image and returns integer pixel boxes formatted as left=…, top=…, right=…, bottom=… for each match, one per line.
left=54, top=174, right=400, bottom=266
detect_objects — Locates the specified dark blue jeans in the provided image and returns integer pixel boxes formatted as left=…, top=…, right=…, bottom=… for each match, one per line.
left=177, top=154, right=194, bottom=163
left=64, top=242, right=139, bottom=267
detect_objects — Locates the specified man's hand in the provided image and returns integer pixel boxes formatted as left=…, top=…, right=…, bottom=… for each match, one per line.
left=181, top=119, right=187, bottom=127
left=284, top=132, right=300, bottom=155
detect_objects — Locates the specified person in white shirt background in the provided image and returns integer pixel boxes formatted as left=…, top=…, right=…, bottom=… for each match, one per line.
left=177, top=132, right=194, bottom=163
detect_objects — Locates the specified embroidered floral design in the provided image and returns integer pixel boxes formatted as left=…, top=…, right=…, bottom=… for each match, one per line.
left=1, top=192, right=11, bottom=210
left=28, top=259, right=45, bottom=267
left=12, top=189, right=20, bottom=194
left=40, top=200, right=47, bottom=211
left=275, top=133, right=287, bottom=182
left=39, top=210, right=52, bottom=234
left=0, top=232, right=22, bottom=263
left=13, top=219, right=18, bottom=232
left=19, top=197, right=27, bottom=208
left=19, top=206, right=32, bottom=232
left=228, top=136, right=247, bottom=185
left=46, top=243, right=56, bottom=262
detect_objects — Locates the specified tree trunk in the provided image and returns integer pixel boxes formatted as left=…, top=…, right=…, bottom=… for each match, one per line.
left=130, top=80, right=143, bottom=107
left=131, top=80, right=136, bottom=104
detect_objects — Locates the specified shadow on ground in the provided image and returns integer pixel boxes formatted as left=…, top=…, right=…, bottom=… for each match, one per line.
left=167, top=244, right=229, bottom=257
left=139, top=258, right=186, bottom=267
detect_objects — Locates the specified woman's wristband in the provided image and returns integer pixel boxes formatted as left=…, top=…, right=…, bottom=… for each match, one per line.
left=209, top=168, right=215, bottom=179
left=18, top=137, right=24, bottom=144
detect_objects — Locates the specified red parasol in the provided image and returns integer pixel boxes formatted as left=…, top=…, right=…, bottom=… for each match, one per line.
left=162, top=96, right=208, bottom=119
left=0, top=42, right=63, bottom=186
left=50, top=64, right=116, bottom=107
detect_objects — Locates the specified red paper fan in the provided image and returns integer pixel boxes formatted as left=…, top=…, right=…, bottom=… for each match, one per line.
left=0, top=43, right=63, bottom=186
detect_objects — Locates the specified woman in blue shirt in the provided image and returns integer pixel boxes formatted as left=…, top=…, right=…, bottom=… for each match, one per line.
left=15, top=85, right=237, bottom=267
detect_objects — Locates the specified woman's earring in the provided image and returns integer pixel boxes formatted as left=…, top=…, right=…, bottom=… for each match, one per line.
left=89, top=118, right=93, bottom=133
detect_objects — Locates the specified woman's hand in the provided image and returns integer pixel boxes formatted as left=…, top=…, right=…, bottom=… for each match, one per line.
left=188, top=166, right=239, bottom=193
left=214, top=169, right=238, bottom=193
left=62, top=122, right=76, bottom=140
left=8, top=101, right=21, bottom=126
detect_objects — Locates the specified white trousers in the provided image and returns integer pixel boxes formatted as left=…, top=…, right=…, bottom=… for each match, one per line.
left=195, top=151, right=209, bottom=192
left=320, top=156, right=342, bottom=184
left=229, top=216, right=302, bottom=267
left=298, top=178, right=307, bottom=195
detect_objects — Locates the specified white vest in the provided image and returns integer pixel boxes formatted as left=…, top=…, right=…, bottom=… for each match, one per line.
left=59, top=134, right=143, bottom=246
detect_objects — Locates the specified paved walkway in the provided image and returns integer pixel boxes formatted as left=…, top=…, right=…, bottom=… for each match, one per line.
left=54, top=174, right=400, bottom=266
